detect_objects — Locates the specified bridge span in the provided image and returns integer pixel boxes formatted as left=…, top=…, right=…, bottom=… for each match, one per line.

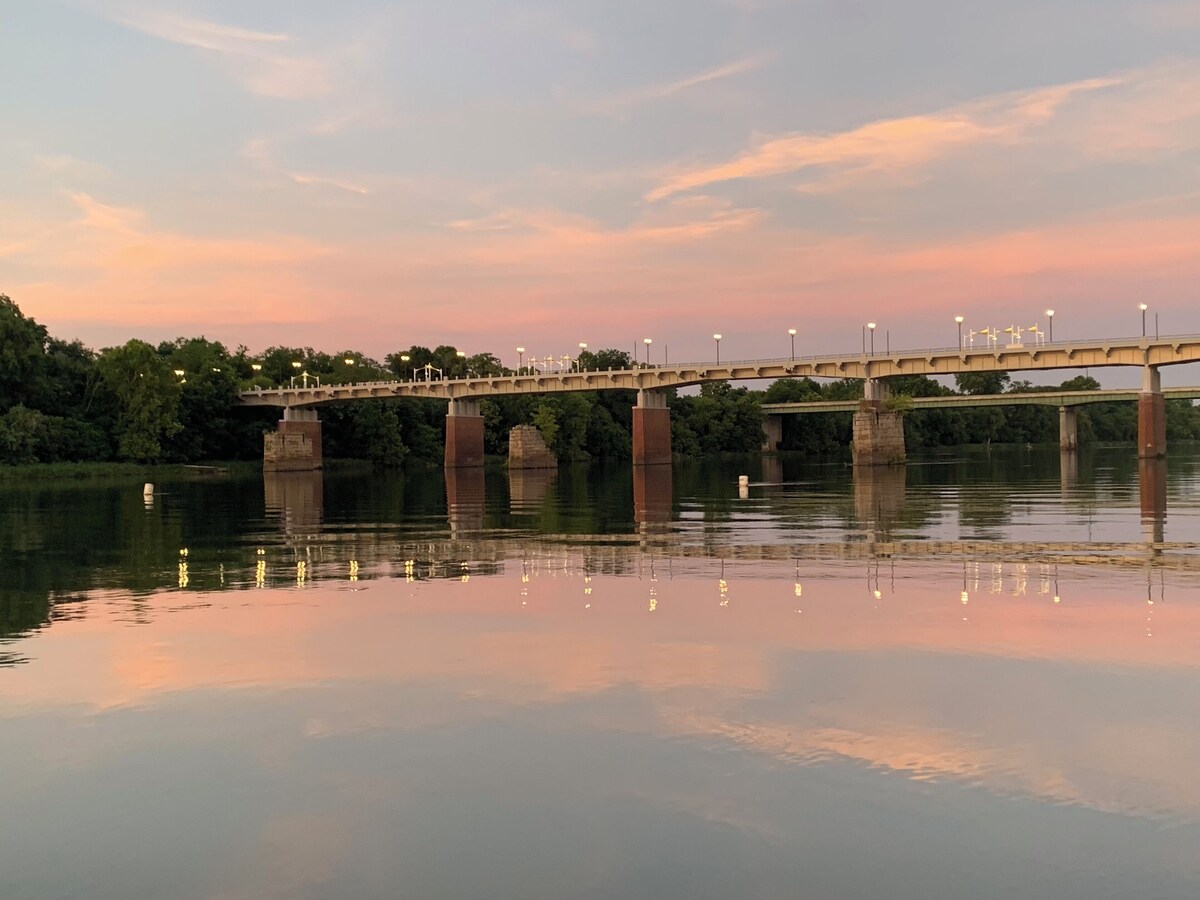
left=239, top=334, right=1200, bottom=470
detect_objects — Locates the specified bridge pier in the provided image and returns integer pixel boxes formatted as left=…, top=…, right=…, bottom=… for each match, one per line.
left=445, top=398, right=485, bottom=468
left=852, top=380, right=906, bottom=466
left=1138, top=366, right=1166, bottom=459
left=762, top=414, right=783, bottom=453
left=1059, top=406, right=1078, bottom=452
left=264, top=407, right=322, bottom=471
left=633, top=390, right=672, bottom=466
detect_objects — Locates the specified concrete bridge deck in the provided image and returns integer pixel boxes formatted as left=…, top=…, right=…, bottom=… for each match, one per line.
left=238, top=334, right=1200, bottom=410
left=764, top=386, right=1200, bottom=415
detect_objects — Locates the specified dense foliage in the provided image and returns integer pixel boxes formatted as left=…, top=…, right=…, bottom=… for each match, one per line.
left=1, top=295, right=1197, bottom=467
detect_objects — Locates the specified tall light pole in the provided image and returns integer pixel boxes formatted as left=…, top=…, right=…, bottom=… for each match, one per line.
left=867, top=322, right=876, bottom=355
left=578, top=342, right=587, bottom=371
left=516, top=346, right=525, bottom=373
left=1045, top=309, right=1054, bottom=343
left=713, top=333, right=722, bottom=364
left=788, top=328, right=796, bottom=360
left=955, top=315, right=964, bottom=350
left=643, top=337, right=652, bottom=366
left=1139, top=303, right=1148, bottom=337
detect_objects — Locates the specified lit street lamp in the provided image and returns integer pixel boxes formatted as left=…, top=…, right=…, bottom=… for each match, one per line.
left=1045, top=309, right=1055, bottom=342
left=955, top=315, right=964, bottom=350
left=713, top=333, right=722, bottom=364
left=643, top=337, right=652, bottom=366
left=516, top=347, right=525, bottom=373
left=867, top=322, right=876, bottom=355
left=1139, top=302, right=1148, bottom=337
left=788, top=328, right=796, bottom=361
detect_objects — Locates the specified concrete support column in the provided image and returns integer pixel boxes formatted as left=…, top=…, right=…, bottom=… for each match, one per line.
left=852, top=381, right=905, bottom=467
left=1138, top=366, right=1166, bottom=459
left=445, top=397, right=485, bottom=468
left=632, top=389, right=672, bottom=466
left=762, top=414, right=783, bottom=453
left=1058, top=406, right=1078, bottom=452
left=265, top=406, right=322, bottom=471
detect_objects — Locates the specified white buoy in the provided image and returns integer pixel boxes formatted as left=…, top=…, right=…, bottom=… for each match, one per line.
left=738, top=475, right=749, bottom=487
left=143, top=483, right=154, bottom=496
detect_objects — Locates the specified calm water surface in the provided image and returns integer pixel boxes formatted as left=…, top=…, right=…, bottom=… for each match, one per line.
left=2, top=447, right=1199, bottom=899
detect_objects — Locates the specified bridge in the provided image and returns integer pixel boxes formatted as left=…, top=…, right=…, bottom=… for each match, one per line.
left=761, top=386, right=1200, bottom=455
left=238, top=334, right=1200, bottom=469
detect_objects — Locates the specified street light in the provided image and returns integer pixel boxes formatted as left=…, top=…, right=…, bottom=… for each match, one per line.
left=788, top=328, right=796, bottom=361
left=291, top=360, right=302, bottom=370
left=250, top=363, right=262, bottom=372
left=643, top=337, right=652, bottom=366
left=955, top=315, right=964, bottom=350
left=867, top=322, right=876, bottom=355
left=1045, top=309, right=1055, bottom=342
left=713, top=333, right=722, bottom=364
left=516, top=347, right=525, bottom=373
left=400, top=353, right=410, bottom=381
left=1139, top=302, right=1148, bottom=337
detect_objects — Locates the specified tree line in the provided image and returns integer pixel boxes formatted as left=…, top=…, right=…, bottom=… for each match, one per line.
left=2, top=295, right=1198, bottom=467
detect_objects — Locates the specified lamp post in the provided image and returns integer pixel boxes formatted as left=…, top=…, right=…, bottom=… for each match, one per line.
left=1139, top=303, right=1148, bottom=337
left=1045, top=309, right=1054, bottom=342
left=713, top=333, right=722, bottom=364
left=955, top=315, right=964, bottom=350
left=400, top=353, right=410, bottom=381
left=867, top=322, right=876, bottom=355
left=578, top=342, right=587, bottom=371
left=788, top=328, right=796, bottom=361
left=643, top=338, right=652, bottom=366
left=516, top=347, right=525, bottom=373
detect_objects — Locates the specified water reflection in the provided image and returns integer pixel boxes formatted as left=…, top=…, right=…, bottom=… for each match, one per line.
left=633, top=464, right=673, bottom=527
left=508, top=466, right=556, bottom=515
left=1060, top=449, right=1078, bottom=493
left=264, top=470, right=324, bottom=533
left=4, top=450, right=1200, bottom=897
left=1140, top=458, right=1167, bottom=545
left=445, top=467, right=485, bottom=534
left=853, top=465, right=907, bottom=541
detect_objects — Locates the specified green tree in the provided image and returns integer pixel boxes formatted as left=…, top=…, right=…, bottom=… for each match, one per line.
left=955, top=371, right=1011, bottom=395
left=96, top=340, right=182, bottom=461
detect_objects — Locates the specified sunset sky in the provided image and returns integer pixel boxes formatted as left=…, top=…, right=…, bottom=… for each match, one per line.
left=3, top=0, right=1199, bottom=365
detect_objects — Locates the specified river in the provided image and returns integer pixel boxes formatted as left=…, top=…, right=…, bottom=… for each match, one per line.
left=2, top=446, right=1198, bottom=898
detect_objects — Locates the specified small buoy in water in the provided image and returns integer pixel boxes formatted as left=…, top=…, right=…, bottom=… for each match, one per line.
left=143, top=483, right=154, bottom=496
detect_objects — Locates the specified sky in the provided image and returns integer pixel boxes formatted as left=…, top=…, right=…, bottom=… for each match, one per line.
left=2, top=0, right=1199, bottom=368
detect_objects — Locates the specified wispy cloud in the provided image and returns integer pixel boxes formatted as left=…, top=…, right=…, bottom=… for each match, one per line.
left=584, top=56, right=767, bottom=115
left=646, top=73, right=1125, bottom=200
left=240, top=137, right=370, bottom=196
left=101, top=6, right=330, bottom=98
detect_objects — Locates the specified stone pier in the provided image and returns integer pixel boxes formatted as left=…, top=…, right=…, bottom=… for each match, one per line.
left=264, top=407, right=322, bottom=471
left=1058, top=406, right=1078, bottom=452
left=852, top=379, right=906, bottom=467
left=632, top=390, right=672, bottom=466
left=762, top=414, right=783, bottom=453
left=445, top=398, right=485, bottom=468
left=1138, top=366, right=1166, bottom=459
left=508, top=424, right=557, bottom=469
